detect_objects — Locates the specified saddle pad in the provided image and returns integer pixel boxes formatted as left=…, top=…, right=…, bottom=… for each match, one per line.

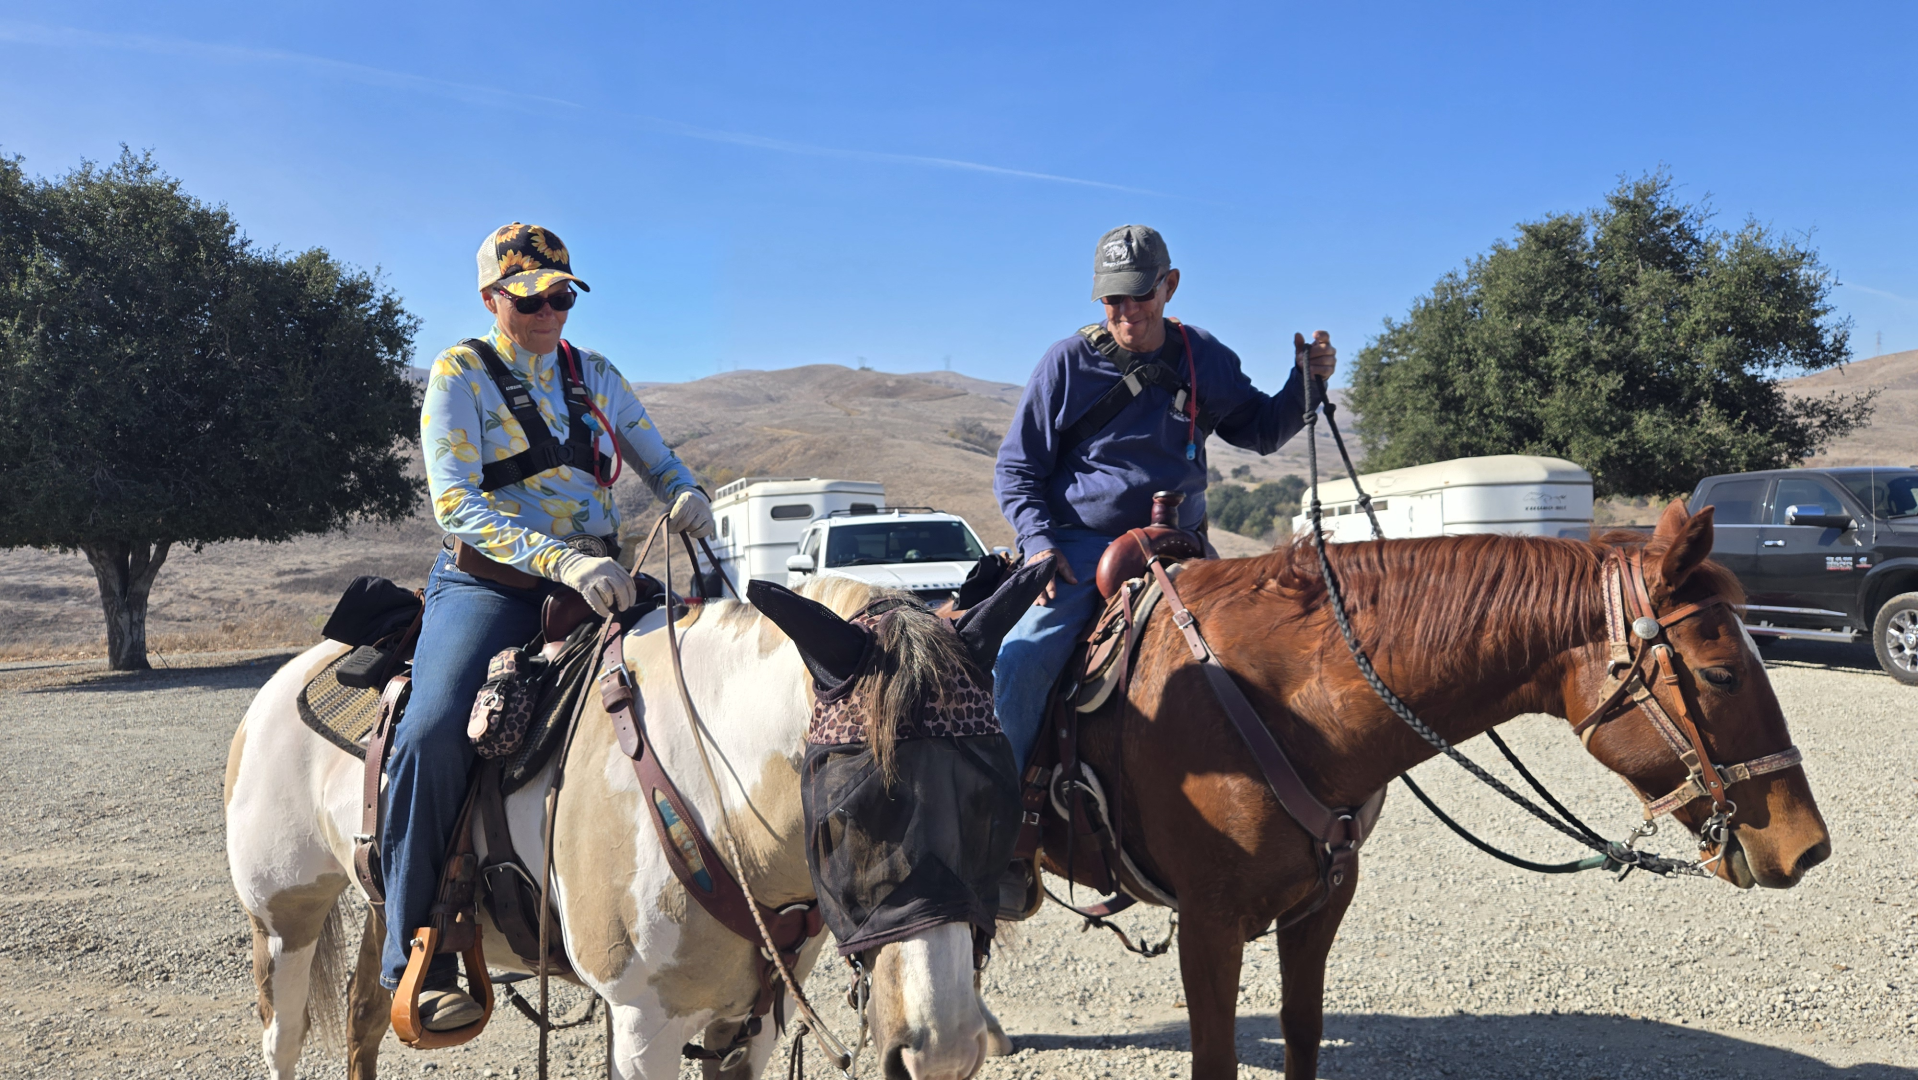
left=297, top=648, right=383, bottom=759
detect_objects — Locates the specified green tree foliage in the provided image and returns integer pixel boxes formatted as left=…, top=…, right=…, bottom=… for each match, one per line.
left=0, top=149, right=421, bottom=668
left=1346, top=172, right=1875, bottom=498
left=1208, top=475, right=1306, bottom=538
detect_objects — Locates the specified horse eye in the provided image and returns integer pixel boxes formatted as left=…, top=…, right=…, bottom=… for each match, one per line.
left=1699, top=667, right=1737, bottom=690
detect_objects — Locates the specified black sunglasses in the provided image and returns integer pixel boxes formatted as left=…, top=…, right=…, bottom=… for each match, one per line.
left=508, top=289, right=578, bottom=315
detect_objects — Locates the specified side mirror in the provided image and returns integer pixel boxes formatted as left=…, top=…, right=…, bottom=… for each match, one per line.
left=786, top=553, right=816, bottom=573
left=1785, top=505, right=1855, bottom=530
left=992, top=546, right=1011, bottom=559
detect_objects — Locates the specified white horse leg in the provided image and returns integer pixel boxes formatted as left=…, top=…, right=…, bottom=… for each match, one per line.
left=606, top=1000, right=704, bottom=1080
left=246, top=876, right=347, bottom=1078
left=977, top=970, right=1014, bottom=1058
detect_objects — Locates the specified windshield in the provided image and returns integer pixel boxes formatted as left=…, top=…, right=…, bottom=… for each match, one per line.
left=1835, top=471, right=1918, bottom=519
left=824, top=521, right=985, bottom=567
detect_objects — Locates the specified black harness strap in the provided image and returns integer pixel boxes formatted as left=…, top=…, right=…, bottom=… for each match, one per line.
left=1059, top=323, right=1219, bottom=450
left=466, top=338, right=605, bottom=492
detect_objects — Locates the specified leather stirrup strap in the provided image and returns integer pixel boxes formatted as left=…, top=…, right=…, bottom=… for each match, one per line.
left=354, top=674, right=411, bottom=907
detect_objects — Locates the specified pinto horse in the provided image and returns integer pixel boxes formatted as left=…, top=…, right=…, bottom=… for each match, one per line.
left=1043, top=500, right=1830, bottom=1080
left=225, top=576, right=1023, bottom=1080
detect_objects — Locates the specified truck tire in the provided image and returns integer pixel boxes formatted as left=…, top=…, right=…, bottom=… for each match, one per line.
left=1872, top=591, right=1918, bottom=686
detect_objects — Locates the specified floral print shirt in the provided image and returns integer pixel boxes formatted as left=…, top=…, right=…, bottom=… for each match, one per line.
left=421, top=325, right=699, bottom=577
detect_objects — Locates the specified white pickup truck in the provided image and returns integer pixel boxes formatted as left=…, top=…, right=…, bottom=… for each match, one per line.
left=706, top=477, right=998, bottom=607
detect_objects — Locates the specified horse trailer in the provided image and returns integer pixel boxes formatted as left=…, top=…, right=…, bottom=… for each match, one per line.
left=1290, top=454, right=1594, bottom=542
left=706, top=477, right=887, bottom=586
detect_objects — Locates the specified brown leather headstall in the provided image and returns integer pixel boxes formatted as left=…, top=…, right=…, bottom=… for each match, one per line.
left=1572, top=551, right=1803, bottom=834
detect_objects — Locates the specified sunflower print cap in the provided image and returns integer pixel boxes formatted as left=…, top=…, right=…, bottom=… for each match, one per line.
left=476, top=222, right=592, bottom=297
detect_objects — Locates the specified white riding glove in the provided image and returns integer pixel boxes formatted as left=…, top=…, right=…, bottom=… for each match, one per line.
left=667, top=489, right=716, bottom=539
left=552, top=550, right=637, bottom=617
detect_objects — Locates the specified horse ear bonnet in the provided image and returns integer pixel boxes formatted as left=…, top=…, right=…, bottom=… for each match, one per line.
left=747, top=580, right=872, bottom=685
left=955, top=557, right=1056, bottom=675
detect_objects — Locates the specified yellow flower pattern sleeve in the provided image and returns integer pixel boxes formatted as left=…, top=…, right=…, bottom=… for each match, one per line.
left=571, top=347, right=701, bottom=506
left=420, top=327, right=702, bottom=577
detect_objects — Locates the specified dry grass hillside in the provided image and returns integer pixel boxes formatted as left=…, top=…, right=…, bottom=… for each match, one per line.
left=7, top=351, right=1909, bottom=661
left=1790, top=347, right=1918, bottom=467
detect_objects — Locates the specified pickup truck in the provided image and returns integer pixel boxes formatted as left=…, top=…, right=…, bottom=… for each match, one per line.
left=784, top=506, right=1000, bottom=608
left=1690, top=466, right=1918, bottom=684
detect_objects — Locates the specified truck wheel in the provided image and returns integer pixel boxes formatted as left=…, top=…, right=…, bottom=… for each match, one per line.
left=1872, top=592, right=1918, bottom=686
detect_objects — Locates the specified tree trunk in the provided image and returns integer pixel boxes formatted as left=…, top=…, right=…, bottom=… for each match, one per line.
left=80, top=538, right=173, bottom=671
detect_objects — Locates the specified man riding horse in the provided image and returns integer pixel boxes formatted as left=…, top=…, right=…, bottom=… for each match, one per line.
left=991, top=223, right=1338, bottom=775
left=392, top=223, right=715, bottom=1028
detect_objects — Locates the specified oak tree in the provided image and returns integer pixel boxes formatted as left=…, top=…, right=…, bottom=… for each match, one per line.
left=1347, top=172, right=1874, bottom=498
left=0, top=150, right=421, bottom=668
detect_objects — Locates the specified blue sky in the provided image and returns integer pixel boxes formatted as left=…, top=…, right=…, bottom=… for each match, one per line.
left=5, top=2, right=1914, bottom=390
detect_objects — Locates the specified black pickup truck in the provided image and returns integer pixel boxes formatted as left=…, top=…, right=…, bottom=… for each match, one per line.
left=1689, top=466, right=1918, bottom=684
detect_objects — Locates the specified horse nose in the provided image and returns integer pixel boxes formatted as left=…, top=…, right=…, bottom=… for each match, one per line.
left=884, top=1031, right=985, bottom=1080
left=901, top=1038, right=984, bottom=1080
left=1795, top=839, right=1832, bottom=877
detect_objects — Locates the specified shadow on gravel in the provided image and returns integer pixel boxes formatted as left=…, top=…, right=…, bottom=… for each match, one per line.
left=27, top=654, right=296, bottom=695
left=1758, top=637, right=1884, bottom=674
left=1018, top=1012, right=1917, bottom=1078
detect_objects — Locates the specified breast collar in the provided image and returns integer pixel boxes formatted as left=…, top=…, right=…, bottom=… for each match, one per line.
left=1572, top=550, right=1803, bottom=831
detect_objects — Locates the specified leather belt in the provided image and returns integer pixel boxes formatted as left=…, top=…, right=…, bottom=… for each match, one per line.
left=446, top=534, right=620, bottom=591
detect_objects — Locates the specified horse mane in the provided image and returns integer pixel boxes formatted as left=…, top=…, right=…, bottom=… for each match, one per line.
left=1183, top=527, right=1745, bottom=683
left=795, top=577, right=964, bottom=783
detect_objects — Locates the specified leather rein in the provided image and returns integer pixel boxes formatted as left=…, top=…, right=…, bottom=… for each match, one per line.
left=1572, top=549, right=1804, bottom=844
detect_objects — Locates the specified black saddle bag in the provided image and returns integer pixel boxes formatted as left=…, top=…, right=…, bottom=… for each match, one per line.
left=323, top=576, right=425, bottom=689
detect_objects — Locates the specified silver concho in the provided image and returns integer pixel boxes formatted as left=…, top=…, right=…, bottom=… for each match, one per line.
left=1631, top=616, right=1662, bottom=641
left=561, top=534, right=609, bottom=559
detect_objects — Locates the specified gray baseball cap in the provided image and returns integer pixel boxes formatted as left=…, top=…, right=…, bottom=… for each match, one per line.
left=1090, top=224, right=1170, bottom=301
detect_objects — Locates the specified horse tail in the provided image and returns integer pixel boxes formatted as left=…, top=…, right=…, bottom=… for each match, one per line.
left=306, top=894, right=352, bottom=1056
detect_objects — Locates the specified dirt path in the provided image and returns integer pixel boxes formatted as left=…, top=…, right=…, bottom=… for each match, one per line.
left=0, top=641, right=1912, bottom=1079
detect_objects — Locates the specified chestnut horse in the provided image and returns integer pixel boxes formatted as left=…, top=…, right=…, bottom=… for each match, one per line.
left=1049, top=500, right=1830, bottom=1080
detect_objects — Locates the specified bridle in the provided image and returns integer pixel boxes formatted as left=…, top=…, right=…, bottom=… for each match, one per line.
left=1572, top=549, right=1804, bottom=853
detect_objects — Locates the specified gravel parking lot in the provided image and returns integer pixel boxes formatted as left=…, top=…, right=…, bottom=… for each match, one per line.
left=0, top=638, right=1912, bottom=1079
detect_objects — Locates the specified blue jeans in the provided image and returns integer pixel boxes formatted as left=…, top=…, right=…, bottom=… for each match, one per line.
left=993, top=530, right=1116, bottom=776
left=380, top=550, right=545, bottom=989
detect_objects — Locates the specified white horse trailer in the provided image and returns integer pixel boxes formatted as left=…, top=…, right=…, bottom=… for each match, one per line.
left=1290, top=454, right=1594, bottom=542
left=707, top=477, right=887, bottom=585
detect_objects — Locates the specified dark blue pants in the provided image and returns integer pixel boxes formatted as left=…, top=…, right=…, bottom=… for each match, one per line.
left=992, top=530, right=1115, bottom=776
left=380, top=550, right=544, bottom=989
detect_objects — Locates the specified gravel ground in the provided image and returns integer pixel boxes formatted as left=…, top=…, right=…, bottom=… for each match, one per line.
left=0, top=638, right=1912, bottom=1079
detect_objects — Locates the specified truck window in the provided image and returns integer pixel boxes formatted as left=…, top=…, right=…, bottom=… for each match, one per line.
left=825, top=522, right=986, bottom=567
left=1697, top=479, right=1767, bottom=524
left=1771, top=478, right=1846, bottom=524
left=798, top=529, right=819, bottom=556
left=1836, top=471, right=1918, bottom=519
left=770, top=504, right=814, bottom=520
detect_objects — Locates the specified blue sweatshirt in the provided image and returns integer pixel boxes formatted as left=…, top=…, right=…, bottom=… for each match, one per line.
left=994, top=321, right=1308, bottom=555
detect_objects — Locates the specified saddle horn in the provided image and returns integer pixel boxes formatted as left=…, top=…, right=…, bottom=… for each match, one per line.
left=955, top=557, right=1056, bottom=675
left=747, top=580, right=872, bottom=685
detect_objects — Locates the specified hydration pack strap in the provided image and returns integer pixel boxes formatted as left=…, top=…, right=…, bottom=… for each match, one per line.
left=467, top=338, right=601, bottom=492
left=1059, top=322, right=1217, bottom=451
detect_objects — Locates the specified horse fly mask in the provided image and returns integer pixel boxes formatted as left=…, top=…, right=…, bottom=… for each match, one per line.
left=749, top=560, right=1054, bottom=956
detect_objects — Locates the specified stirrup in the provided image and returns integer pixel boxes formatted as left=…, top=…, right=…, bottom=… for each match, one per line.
left=996, top=857, right=1042, bottom=922
left=390, top=924, right=495, bottom=1049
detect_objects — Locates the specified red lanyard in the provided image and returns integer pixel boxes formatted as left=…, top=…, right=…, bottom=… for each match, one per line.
left=559, top=340, right=621, bottom=488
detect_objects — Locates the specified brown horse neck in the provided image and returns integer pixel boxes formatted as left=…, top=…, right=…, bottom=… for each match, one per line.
left=1186, top=538, right=1615, bottom=805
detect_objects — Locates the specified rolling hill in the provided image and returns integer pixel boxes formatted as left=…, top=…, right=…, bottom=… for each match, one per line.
left=6, top=350, right=1911, bottom=660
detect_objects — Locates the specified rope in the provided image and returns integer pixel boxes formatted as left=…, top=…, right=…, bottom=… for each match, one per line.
left=652, top=515, right=858, bottom=1071
left=1301, top=375, right=1699, bottom=878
